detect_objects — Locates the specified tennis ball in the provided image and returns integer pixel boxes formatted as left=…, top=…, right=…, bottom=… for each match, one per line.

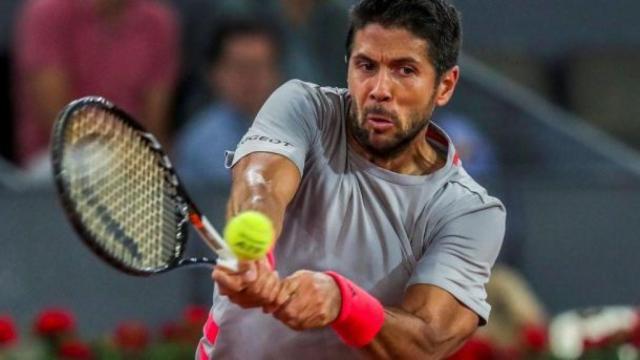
left=224, top=211, right=274, bottom=260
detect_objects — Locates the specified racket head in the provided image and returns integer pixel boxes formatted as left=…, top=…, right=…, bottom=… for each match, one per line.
left=51, top=96, right=190, bottom=276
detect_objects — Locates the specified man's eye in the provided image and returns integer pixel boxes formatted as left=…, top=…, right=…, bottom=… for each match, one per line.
left=400, top=66, right=415, bottom=75
left=358, top=62, right=375, bottom=71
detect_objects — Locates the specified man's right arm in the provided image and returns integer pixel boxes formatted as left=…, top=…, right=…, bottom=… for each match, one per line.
left=226, top=151, right=301, bottom=238
left=212, top=80, right=319, bottom=306
left=212, top=151, right=301, bottom=307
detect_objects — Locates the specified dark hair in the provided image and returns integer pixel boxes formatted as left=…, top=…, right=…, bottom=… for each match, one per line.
left=345, top=0, right=461, bottom=77
left=206, top=18, right=282, bottom=65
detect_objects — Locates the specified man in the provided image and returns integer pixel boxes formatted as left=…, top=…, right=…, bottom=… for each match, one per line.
left=174, top=19, right=282, bottom=186
left=13, top=0, right=178, bottom=172
left=201, top=0, right=506, bottom=358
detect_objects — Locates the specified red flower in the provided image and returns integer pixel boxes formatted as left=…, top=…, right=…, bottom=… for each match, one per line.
left=631, top=310, right=640, bottom=348
left=58, top=339, right=93, bottom=359
left=161, top=321, right=185, bottom=342
left=114, top=321, right=149, bottom=352
left=34, top=308, right=76, bottom=337
left=184, top=305, right=209, bottom=327
left=0, top=315, right=18, bottom=347
left=447, top=336, right=496, bottom=360
left=521, top=323, right=548, bottom=352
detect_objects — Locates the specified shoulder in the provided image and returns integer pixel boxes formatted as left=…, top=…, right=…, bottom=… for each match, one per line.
left=420, top=172, right=506, bottom=260
left=432, top=169, right=506, bottom=225
left=266, top=79, right=347, bottom=128
left=278, top=79, right=347, bottom=105
left=276, top=79, right=340, bottom=100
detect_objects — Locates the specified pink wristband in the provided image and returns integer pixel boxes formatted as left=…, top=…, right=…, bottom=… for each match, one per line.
left=325, top=271, right=385, bottom=347
left=266, top=249, right=276, bottom=269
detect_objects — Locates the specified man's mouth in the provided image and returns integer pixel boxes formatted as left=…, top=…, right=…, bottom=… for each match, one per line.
left=366, top=115, right=395, bottom=131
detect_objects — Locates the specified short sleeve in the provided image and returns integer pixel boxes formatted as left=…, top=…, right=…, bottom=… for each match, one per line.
left=408, top=197, right=506, bottom=324
left=230, top=80, right=322, bottom=175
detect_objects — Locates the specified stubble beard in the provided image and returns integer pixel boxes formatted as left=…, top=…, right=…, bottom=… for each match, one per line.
left=347, top=100, right=435, bottom=160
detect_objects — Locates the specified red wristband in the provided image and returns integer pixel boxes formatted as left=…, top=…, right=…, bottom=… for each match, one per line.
left=325, top=271, right=385, bottom=347
left=266, top=249, right=276, bottom=269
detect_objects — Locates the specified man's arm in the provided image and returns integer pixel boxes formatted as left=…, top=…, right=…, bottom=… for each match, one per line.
left=363, top=284, right=478, bottom=359
left=270, top=199, right=505, bottom=358
left=268, top=271, right=478, bottom=359
left=226, top=152, right=301, bottom=236
left=211, top=80, right=320, bottom=307
left=212, top=152, right=301, bottom=306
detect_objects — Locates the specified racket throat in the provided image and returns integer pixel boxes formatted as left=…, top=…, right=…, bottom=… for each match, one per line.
left=190, top=213, right=238, bottom=271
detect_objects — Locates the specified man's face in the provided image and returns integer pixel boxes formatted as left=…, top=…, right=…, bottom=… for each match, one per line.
left=347, top=24, right=457, bottom=158
left=211, top=34, right=280, bottom=116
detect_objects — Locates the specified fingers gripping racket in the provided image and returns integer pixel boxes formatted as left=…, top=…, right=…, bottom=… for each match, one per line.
left=51, top=96, right=238, bottom=275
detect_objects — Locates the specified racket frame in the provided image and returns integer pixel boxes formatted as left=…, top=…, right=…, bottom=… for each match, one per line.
left=51, top=96, right=238, bottom=276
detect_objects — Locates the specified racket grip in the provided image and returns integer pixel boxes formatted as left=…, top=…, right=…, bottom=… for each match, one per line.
left=216, top=255, right=239, bottom=272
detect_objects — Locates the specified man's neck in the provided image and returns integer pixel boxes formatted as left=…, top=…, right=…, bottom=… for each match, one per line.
left=347, top=127, right=446, bottom=176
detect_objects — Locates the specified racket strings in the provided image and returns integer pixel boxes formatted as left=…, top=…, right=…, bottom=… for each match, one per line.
left=62, top=106, right=181, bottom=271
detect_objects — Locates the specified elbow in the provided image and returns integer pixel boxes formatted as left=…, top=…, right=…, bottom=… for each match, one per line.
left=416, top=316, right=478, bottom=358
left=416, top=321, right=450, bottom=354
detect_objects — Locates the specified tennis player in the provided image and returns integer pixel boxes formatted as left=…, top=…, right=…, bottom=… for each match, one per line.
left=202, top=0, right=506, bottom=358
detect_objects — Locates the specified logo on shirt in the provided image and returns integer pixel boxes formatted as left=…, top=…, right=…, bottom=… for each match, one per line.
left=240, top=135, right=293, bottom=147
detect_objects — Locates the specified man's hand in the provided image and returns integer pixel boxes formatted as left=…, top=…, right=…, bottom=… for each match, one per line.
left=212, top=258, right=281, bottom=309
left=268, top=270, right=342, bottom=331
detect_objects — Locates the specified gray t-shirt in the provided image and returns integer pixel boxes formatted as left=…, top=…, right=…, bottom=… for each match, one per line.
left=200, top=80, right=506, bottom=359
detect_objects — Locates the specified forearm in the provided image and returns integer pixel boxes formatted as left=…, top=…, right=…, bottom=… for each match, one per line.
left=226, top=168, right=287, bottom=237
left=212, top=153, right=301, bottom=307
left=362, top=307, right=470, bottom=359
left=323, top=278, right=477, bottom=359
left=226, top=153, right=301, bottom=239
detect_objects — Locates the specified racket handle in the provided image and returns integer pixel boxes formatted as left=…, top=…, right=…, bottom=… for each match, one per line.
left=191, top=213, right=238, bottom=272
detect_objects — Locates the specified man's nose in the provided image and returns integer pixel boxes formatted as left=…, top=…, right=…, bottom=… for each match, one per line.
left=368, top=70, right=392, bottom=102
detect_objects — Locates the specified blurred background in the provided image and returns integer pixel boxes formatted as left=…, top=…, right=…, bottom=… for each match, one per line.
left=1, top=0, right=639, bottom=358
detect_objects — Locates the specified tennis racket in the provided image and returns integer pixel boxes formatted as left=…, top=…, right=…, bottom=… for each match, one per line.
left=51, top=96, right=238, bottom=276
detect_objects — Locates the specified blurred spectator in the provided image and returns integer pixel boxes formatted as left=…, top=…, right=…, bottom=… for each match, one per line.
left=174, top=18, right=282, bottom=186
left=0, top=53, right=13, bottom=163
left=434, top=111, right=500, bottom=182
left=218, top=0, right=350, bottom=85
left=168, top=0, right=348, bottom=127
left=550, top=305, right=640, bottom=359
left=166, top=0, right=218, bottom=123
left=448, top=265, right=548, bottom=359
left=480, top=265, right=547, bottom=351
left=13, top=0, right=179, bottom=175
left=0, top=0, right=20, bottom=163
left=271, top=0, right=349, bottom=86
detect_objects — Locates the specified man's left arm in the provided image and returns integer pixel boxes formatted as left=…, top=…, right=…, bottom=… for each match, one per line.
left=270, top=272, right=477, bottom=359
left=271, top=199, right=506, bottom=359
left=363, top=284, right=479, bottom=359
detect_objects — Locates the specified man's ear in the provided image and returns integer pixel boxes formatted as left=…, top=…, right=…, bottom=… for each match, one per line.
left=435, top=65, right=459, bottom=107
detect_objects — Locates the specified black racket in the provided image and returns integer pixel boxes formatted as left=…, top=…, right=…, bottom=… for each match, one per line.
left=51, top=96, right=238, bottom=276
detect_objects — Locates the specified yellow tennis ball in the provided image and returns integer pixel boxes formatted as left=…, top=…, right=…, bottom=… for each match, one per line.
left=224, top=211, right=274, bottom=260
